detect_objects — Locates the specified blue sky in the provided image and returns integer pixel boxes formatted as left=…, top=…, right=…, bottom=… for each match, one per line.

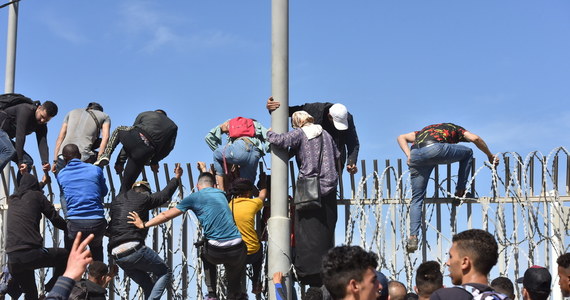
left=1, top=0, right=569, bottom=294
left=1, top=0, right=569, bottom=169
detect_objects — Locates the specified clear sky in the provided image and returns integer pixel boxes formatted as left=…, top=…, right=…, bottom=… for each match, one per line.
left=1, top=0, right=569, bottom=295
left=1, top=0, right=569, bottom=169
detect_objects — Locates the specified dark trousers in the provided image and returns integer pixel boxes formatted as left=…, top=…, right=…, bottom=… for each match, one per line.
left=7, top=247, right=68, bottom=300
left=201, top=241, right=247, bottom=299
left=115, top=127, right=155, bottom=194
left=65, top=218, right=107, bottom=262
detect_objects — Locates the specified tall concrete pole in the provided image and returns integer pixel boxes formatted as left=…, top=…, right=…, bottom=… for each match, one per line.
left=1, top=0, right=18, bottom=267
left=267, top=0, right=291, bottom=299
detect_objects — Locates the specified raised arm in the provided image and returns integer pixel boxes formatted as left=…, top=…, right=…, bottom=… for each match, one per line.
left=128, top=207, right=184, bottom=229
left=97, top=121, right=111, bottom=159
left=51, top=122, right=68, bottom=172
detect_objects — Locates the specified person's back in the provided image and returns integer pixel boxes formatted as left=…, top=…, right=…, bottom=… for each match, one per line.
left=57, top=104, right=110, bottom=162
left=133, top=110, right=177, bottom=159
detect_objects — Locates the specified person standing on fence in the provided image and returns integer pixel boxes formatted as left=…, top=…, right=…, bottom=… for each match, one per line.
left=129, top=171, right=247, bottom=300
left=57, top=144, right=108, bottom=262
left=94, top=109, right=178, bottom=194
left=266, top=97, right=360, bottom=175
left=397, top=123, right=498, bottom=253
left=0, top=94, right=58, bottom=180
left=267, top=110, right=340, bottom=287
left=51, top=102, right=111, bottom=173
left=6, top=173, right=68, bottom=299
left=227, top=175, right=267, bottom=294
left=107, top=164, right=182, bottom=300
left=205, top=117, right=268, bottom=192
left=429, top=229, right=510, bottom=300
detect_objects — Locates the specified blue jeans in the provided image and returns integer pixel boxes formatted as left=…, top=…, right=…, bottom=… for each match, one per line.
left=66, top=218, right=107, bottom=262
left=213, top=139, right=261, bottom=182
left=115, top=245, right=171, bottom=300
left=409, top=143, right=473, bottom=236
left=0, top=130, right=33, bottom=180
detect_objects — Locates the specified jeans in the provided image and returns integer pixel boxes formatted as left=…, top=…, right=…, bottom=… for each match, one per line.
left=0, top=130, right=33, bottom=182
left=65, top=218, right=107, bottom=262
left=408, top=143, right=473, bottom=236
left=7, top=247, right=68, bottom=300
left=114, top=245, right=171, bottom=300
left=201, top=241, right=247, bottom=299
left=213, top=139, right=261, bottom=182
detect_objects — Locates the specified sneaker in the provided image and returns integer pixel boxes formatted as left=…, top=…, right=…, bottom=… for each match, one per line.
left=94, top=156, right=109, bottom=167
left=406, top=236, right=419, bottom=253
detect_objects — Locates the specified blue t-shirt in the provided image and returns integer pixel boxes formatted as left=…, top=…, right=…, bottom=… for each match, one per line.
left=176, top=187, right=241, bottom=241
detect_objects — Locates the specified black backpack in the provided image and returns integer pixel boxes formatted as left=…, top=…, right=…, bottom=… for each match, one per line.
left=0, top=93, right=37, bottom=110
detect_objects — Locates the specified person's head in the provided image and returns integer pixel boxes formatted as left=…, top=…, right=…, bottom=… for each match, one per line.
left=328, top=103, right=349, bottom=131
left=304, top=287, right=324, bottom=300
left=62, top=143, right=81, bottom=162
left=490, top=277, right=515, bottom=300
left=132, top=181, right=152, bottom=194
left=376, top=271, right=389, bottom=300
left=228, top=178, right=255, bottom=199
left=197, top=172, right=216, bottom=190
left=36, top=100, right=58, bottom=124
left=87, top=261, right=108, bottom=287
left=414, top=261, right=443, bottom=299
left=322, top=245, right=380, bottom=300
left=388, top=281, right=407, bottom=300
left=155, top=109, right=167, bottom=116
left=557, top=253, right=570, bottom=297
left=446, top=229, right=498, bottom=285
left=404, top=293, right=419, bottom=300
left=86, top=102, right=104, bottom=112
left=518, top=266, right=551, bottom=300
left=292, top=110, right=315, bottom=128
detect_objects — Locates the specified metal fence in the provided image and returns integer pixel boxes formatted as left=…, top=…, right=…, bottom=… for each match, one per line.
left=0, top=147, right=569, bottom=299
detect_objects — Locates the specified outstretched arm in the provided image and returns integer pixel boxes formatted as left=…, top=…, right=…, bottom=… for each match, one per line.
left=397, top=132, right=416, bottom=165
left=128, top=207, right=184, bottom=229
left=463, top=131, right=499, bottom=166
left=52, top=123, right=68, bottom=172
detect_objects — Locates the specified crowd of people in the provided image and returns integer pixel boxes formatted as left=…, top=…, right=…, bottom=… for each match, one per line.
left=0, top=93, right=566, bottom=300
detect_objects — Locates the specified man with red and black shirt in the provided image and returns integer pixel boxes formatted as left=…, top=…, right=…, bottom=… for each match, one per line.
left=397, top=123, right=498, bottom=253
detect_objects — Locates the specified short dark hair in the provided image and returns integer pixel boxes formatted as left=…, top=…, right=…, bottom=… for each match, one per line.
left=87, top=102, right=104, bottom=112
left=452, top=229, right=498, bottom=275
left=197, top=172, right=216, bottom=187
left=490, top=277, right=514, bottom=299
left=62, top=143, right=81, bottom=162
left=415, top=261, right=443, bottom=298
left=404, top=292, right=419, bottom=300
left=228, top=178, right=254, bottom=199
left=557, top=253, right=570, bottom=269
left=42, top=101, right=58, bottom=117
left=321, top=245, right=378, bottom=300
left=303, top=287, right=323, bottom=300
left=88, top=261, right=108, bottom=278
left=527, top=290, right=550, bottom=300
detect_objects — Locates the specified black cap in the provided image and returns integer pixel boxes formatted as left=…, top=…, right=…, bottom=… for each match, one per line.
left=517, top=265, right=551, bottom=294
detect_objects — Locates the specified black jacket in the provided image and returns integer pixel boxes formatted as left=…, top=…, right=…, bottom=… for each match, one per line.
left=133, top=111, right=178, bottom=165
left=0, top=103, right=49, bottom=165
left=289, top=102, right=360, bottom=167
left=107, top=177, right=180, bottom=250
left=6, top=173, right=66, bottom=253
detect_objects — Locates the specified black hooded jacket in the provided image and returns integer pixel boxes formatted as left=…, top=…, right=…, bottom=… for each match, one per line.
left=6, top=173, right=66, bottom=253
left=107, top=177, right=179, bottom=250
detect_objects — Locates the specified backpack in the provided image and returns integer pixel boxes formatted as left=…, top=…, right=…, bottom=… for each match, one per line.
left=228, top=117, right=255, bottom=138
left=456, top=284, right=511, bottom=300
left=69, top=280, right=89, bottom=300
left=0, top=93, right=37, bottom=110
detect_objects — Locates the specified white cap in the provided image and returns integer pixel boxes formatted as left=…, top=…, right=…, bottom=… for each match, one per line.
left=329, top=103, right=349, bottom=130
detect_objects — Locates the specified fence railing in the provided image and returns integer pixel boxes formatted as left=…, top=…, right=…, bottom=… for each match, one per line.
left=0, top=147, right=568, bottom=299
